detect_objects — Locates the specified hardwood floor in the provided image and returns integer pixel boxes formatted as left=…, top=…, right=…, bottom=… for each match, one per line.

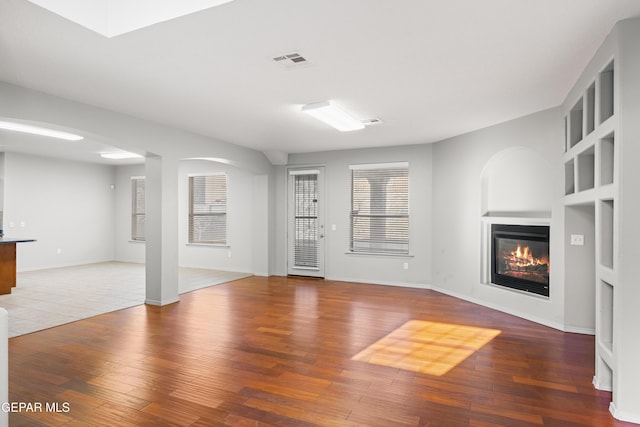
left=7, top=276, right=633, bottom=426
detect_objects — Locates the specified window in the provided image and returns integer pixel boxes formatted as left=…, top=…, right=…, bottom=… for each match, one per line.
left=350, top=162, right=409, bottom=255
left=131, top=177, right=145, bottom=241
left=189, top=174, right=227, bottom=245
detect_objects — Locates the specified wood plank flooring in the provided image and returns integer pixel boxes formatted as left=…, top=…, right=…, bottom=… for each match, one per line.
left=7, top=276, right=634, bottom=426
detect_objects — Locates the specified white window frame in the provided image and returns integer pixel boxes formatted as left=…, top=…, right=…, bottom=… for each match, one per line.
left=349, top=162, right=409, bottom=256
left=131, top=176, right=145, bottom=242
left=188, top=173, right=228, bottom=245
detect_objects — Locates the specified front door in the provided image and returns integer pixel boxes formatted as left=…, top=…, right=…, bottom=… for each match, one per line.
left=287, top=167, right=325, bottom=277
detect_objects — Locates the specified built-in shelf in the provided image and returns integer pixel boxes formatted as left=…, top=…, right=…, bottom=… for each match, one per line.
left=600, top=133, right=615, bottom=186
left=600, top=280, right=614, bottom=354
left=570, top=97, right=584, bottom=148
left=600, top=61, right=614, bottom=124
left=586, top=82, right=596, bottom=135
left=600, top=199, right=614, bottom=269
left=565, top=159, right=575, bottom=195
left=577, top=146, right=595, bottom=191
left=563, top=47, right=620, bottom=406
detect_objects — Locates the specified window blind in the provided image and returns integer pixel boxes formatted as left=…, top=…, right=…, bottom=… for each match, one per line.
left=131, top=177, right=145, bottom=241
left=350, top=163, right=409, bottom=255
left=292, top=172, right=319, bottom=268
left=189, top=174, right=227, bottom=244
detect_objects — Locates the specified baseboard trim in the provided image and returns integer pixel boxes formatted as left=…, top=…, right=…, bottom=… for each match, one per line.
left=325, top=276, right=430, bottom=289
left=610, top=402, right=640, bottom=424
left=276, top=274, right=582, bottom=333
left=145, top=297, right=180, bottom=306
left=565, top=326, right=595, bottom=335
left=430, top=285, right=565, bottom=332
left=593, top=375, right=612, bottom=392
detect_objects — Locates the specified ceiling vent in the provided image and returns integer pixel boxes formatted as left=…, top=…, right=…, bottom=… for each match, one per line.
left=272, top=52, right=309, bottom=67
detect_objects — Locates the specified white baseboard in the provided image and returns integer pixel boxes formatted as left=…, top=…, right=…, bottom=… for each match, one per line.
left=610, top=402, right=640, bottom=424
left=280, top=274, right=584, bottom=334
left=145, top=297, right=180, bottom=306
left=430, top=285, right=565, bottom=332
left=564, top=325, right=596, bottom=335
left=326, top=276, right=430, bottom=289
left=593, top=375, right=612, bottom=392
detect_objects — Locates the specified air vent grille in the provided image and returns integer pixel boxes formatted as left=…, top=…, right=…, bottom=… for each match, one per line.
left=273, top=52, right=308, bottom=67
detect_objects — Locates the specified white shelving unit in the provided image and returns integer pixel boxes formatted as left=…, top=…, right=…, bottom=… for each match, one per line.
left=563, top=57, right=618, bottom=395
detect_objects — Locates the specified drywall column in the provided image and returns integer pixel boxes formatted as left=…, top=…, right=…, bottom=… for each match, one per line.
left=252, top=174, right=269, bottom=276
left=613, top=19, right=640, bottom=423
left=145, top=155, right=179, bottom=306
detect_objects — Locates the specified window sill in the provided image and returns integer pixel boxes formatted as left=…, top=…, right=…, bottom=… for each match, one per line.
left=129, top=240, right=146, bottom=244
left=345, top=251, right=414, bottom=258
left=186, top=243, right=230, bottom=248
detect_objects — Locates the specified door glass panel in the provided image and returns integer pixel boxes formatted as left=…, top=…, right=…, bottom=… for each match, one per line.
left=293, top=174, right=319, bottom=269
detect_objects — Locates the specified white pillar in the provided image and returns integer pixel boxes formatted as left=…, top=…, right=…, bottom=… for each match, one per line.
left=252, top=174, right=270, bottom=276
left=145, top=155, right=179, bottom=306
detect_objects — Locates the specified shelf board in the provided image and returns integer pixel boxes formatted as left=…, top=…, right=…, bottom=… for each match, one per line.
left=563, top=189, right=596, bottom=206
left=599, top=266, right=616, bottom=285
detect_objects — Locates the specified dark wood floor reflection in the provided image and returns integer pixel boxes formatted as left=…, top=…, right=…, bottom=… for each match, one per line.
left=8, top=276, right=632, bottom=426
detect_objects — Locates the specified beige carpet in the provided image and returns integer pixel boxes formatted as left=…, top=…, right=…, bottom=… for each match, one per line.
left=0, top=261, right=251, bottom=337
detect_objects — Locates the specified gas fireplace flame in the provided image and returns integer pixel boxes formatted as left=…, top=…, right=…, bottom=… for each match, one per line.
left=507, top=244, right=548, bottom=271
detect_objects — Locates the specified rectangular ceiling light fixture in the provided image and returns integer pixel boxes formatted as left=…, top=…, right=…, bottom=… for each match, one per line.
left=100, top=151, right=143, bottom=160
left=301, top=101, right=365, bottom=132
left=0, top=120, right=84, bottom=141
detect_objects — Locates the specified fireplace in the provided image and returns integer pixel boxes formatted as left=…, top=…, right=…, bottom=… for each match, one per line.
left=491, top=224, right=550, bottom=297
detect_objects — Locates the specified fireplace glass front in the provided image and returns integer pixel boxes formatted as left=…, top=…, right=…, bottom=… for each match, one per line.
left=491, top=224, right=550, bottom=297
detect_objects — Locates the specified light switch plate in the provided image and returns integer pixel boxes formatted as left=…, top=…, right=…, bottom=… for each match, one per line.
left=570, top=234, right=584, bottom=245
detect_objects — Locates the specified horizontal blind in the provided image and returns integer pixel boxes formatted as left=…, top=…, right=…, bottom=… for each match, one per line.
left=351, top=164, right=409, bottom=255
left=189, top=174, right=227, bottom=244
left=293, top=173, right=319, bottom=268
left=131, top=177, right=145, bottom=241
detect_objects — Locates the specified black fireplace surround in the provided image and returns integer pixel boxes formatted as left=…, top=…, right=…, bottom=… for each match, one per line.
left=491, top=224, right=550, bottom=297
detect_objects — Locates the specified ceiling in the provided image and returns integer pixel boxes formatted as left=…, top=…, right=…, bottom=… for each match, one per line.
left=1, top=0, right=640, bottom=165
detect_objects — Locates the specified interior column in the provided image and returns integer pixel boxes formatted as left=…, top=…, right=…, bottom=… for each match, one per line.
left=144, top=154, right=179, bottom=306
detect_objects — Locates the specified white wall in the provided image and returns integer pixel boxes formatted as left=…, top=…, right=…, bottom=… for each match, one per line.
left=114, top=160, right=256, bottom=273
left=178, top=160, right=254, bottom=273
left=284, top=144, right=433, bottom=287
left=3, top=152, right=116, bottom=271
left=432, top=107, right=566, bottom=329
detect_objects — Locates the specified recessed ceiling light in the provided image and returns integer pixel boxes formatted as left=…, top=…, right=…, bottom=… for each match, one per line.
left=301, top=101, right=365, bottom=132
left=100, top=151, right=143, bottom=160
left=0, top=120, right=84, bottom=141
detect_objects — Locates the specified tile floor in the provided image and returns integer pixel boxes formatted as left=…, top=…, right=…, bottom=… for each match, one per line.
left=0, top=261, right=251, bottom=337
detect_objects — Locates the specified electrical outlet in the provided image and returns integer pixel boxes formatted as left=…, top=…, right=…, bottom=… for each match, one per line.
left=403, top=262, right=409, bottom=270
left=570, top=234, right=584, bottom=245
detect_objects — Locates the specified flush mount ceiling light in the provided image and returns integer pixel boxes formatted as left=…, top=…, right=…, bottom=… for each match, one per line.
left=0, top=120, right=84, bottom=141
left=301, top=101, right=365, bottom=132
left=100, top=151, right=143, bottom=160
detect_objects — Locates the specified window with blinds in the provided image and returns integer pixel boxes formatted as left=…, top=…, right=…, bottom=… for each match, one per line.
left=350, top=163, right=409, bottom=255
left=131, top=177, right=145, bottom=241
left=189, top=174, right=227, bottom=245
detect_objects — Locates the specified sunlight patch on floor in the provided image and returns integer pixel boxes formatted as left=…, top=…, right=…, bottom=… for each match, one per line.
left=352, top=320, right=501, bottom=376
